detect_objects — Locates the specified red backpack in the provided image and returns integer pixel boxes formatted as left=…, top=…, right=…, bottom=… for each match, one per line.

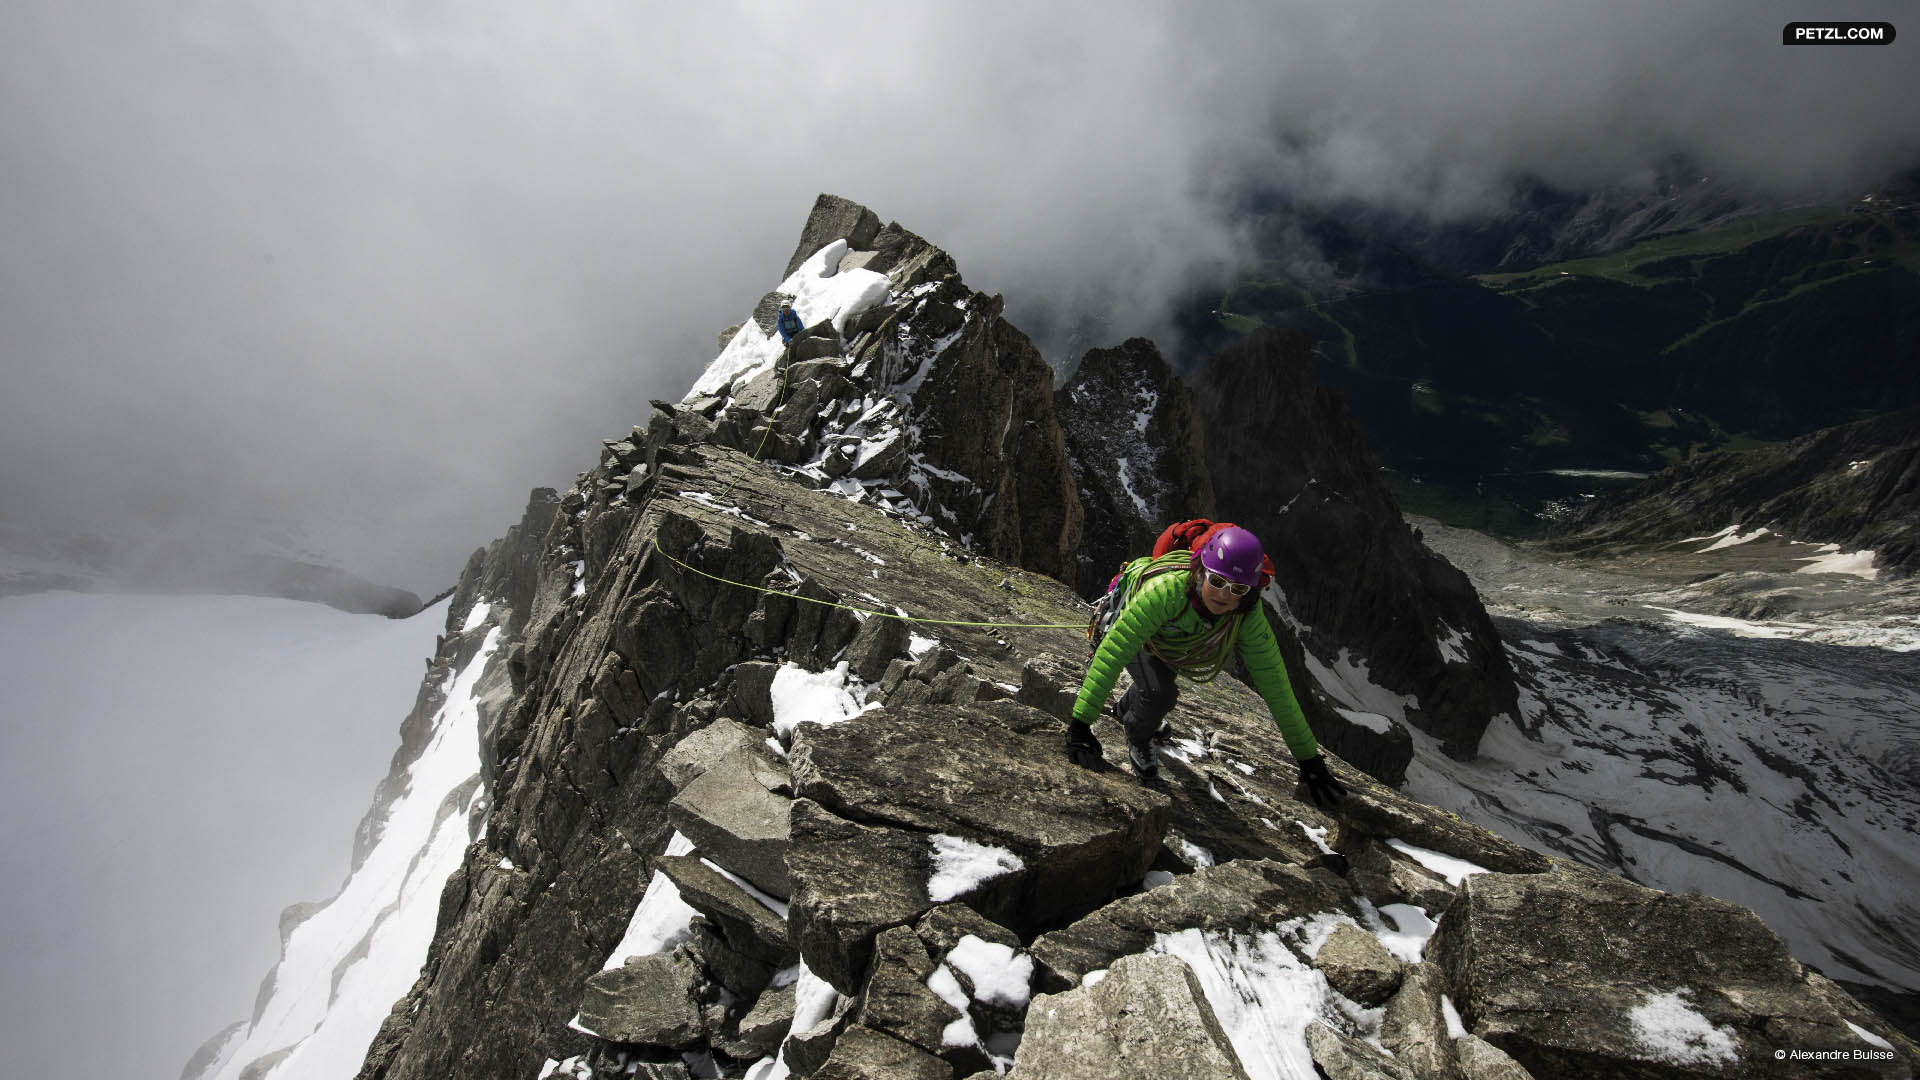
left=1087, top=518, right=1275, bottom=655
left=1151, top=518, right=1275, bottom=589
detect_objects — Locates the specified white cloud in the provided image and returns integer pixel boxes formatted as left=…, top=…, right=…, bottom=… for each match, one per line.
left=1, top=0, right=1914, bottom=594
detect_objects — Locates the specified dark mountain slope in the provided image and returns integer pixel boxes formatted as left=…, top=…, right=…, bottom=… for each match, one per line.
left=1549, top=405, right=1920, bottom=578
left=1171, top=179, right=1920, bottom=536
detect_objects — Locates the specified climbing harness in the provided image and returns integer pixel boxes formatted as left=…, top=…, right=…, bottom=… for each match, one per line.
left=1085, top=550, right=1250, bottom=683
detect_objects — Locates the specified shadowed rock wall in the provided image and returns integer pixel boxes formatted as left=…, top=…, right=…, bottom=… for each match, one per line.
left=1191, top=329, right=1519, bottom=757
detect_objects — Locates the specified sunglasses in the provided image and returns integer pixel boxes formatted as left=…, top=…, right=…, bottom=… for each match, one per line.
left=1203, top=571, right=1252, bottom=596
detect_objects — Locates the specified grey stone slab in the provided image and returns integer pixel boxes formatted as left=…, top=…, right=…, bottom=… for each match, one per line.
left=667, top=753, right=792, bottom=899
left=1315, top=922, right=1405, bottom=1007
left=577, top=950, right=706, bottom=1049
left=1012, top=953, right=1251, bottom=1080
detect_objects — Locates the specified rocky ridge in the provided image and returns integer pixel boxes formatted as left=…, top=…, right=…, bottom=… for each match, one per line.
left=190, top=197, right=1915, bottom=1080
left=691, top=195, right=1519, bottom=765
left=1549, top=405, right=1920, bottom=579
left=1052, top=336, right=1214, bottom=599
left=362, top=440, right=1907, bottom=1080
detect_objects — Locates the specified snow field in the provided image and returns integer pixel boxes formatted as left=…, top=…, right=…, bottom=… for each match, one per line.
left=209, top=617, right=501, bottom=1080
left=1682, top=525, right=1881, bottom=581
left=1401, top=631, right=1920, bottom=997
left=0, top=591, right=452, bottom=1079
left=689, top=241, right=891, bottom=399
left=1300, top=646, right=1420, bottom=729
left=1690, top=525, right=1774, bottom=552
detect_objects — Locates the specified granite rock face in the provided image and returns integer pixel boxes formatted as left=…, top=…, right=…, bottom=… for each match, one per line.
left=578, top=951, right=707, bottom=1048
left=1315, top=922, right=1405, bottom=1006
left=1013, top=953, right=1252, bottom=1080
left=696, top=196, right=1084, bottom=586
left=1432, top=868, right=1911, bottom=1079
left=1307, top=1020, right=1418, bottom=1080
left=1054, top=337, right=1214, bottom=598
left=784, top=193, right=884, bottom=280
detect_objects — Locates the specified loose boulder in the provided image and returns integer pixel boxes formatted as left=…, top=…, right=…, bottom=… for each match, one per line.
left=1306, top=1020, right=1417, bottom=1080
left=787, top=702, right=1169, bottom=991
left=1012, top=953, right=1252, bottom=1079
left=850, top=926, right=968, bottom=1064
left=786, top=798, right=946, bottom=995
left=1432, top=868, right=1911, bottom=1078
left=1381, top=962, right=1462, bottom=1080
left=666, top=752, right=792, bottom=899
left=811, top=1024, right=951, bottom=1080
left=1315, top=923, right=1405, bottom=1007
left=577, top=950, right=707, bottom=1049
left=785, top=194, right=884, bottom=279
left=1457, top=1035, right=1537, bottom=1080
left=1029, top=859, right=1350, bottom=991
left=654, top=856, right=791, bottom=970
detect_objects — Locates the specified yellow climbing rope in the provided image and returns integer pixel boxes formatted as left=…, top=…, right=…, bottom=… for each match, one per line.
left=655, top=546, right=1084, bottom=631
left=653, top=329, right=1081, bottom=632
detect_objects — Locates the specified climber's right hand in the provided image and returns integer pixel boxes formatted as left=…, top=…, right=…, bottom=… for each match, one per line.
left=1298, top=754, right=1348, bottom=808
left=1065, top=722, right=1106, bottom=771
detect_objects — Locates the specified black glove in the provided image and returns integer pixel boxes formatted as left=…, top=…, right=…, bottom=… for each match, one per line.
left=1065, top=722, right=1106, bottom=771
left=1298, top=755, right=1346, bottom=808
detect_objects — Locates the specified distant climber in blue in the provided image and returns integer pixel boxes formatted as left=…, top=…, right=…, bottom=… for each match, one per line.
left=776, top=303, right=804, bottom=345
left=1068, top=520, right=1347, bottom=808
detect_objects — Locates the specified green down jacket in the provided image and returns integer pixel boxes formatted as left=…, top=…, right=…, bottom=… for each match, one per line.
left=1071, top=552, right=1320, bottom=760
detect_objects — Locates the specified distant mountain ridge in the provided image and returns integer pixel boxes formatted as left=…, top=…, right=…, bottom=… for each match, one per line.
left=1548, top=404, right=1920, bottom=578
left=0, top=521, right=423, bottom=616
left=1168, top=164, right=1920, bottom=536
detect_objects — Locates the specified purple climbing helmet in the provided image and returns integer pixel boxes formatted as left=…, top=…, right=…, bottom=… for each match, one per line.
left=1197, top=526, right=1266, bottom=587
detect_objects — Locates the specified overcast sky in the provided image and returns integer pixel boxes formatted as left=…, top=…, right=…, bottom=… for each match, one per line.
left=3, top=1, right=1915, bottom=593
left=0, top=592, right=441, bottom=1077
